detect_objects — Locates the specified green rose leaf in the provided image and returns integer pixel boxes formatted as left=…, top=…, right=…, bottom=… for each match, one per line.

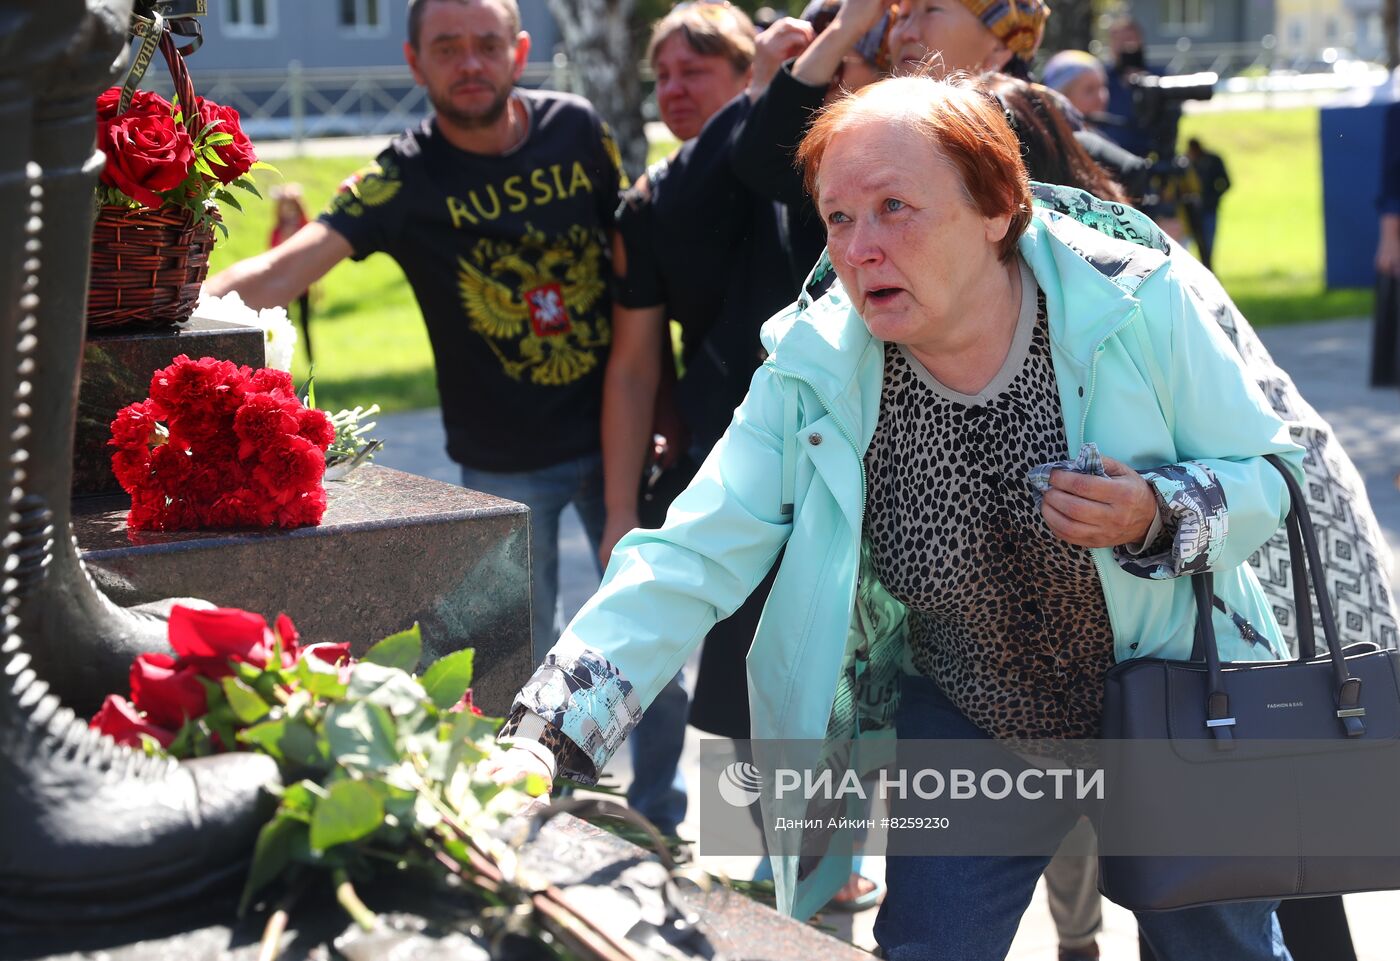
left=279, top=780, right=323, bottom=818
left=348, top=662, right=429, bottom=717
left=297, top=654, right=349, bottom=700
left=239, top=814, right=308, bottom=916
left=309, top=779, right=384, bottom=853
left=420, top=648, right=475, bottom=711
left=241, top=717, right=326, bottom=769
left=221, top=677, right=272, bottom=725
left=325, top=701, right=399, bottom=773
left=363, top=623, right=422, bottom=673
left=450, top=709, right=500, bottom=745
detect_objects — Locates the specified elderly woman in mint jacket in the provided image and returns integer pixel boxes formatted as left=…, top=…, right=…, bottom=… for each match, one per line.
left=485, top=76, right=1303, bottom=961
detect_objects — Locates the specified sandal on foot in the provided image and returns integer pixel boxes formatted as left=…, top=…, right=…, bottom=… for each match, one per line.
left=825, top=873, right=886, bottom=913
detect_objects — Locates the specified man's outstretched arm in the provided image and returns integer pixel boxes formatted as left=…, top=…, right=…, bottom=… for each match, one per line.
left=204, top=221, right=353, bottom=308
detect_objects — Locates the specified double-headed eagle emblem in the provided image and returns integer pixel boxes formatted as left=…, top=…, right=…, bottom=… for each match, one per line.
left=456, top=224, right=608, bottom=386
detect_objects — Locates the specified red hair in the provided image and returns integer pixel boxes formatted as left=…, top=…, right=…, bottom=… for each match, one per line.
left=797, top=75, right=1033, bottom=262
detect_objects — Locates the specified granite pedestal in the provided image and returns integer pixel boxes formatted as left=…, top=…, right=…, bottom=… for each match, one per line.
left=74, top=317, right=266, bottom=496
left=3, top=811, right=873, bottom=961
left=72, top=464, right=532, bottom=715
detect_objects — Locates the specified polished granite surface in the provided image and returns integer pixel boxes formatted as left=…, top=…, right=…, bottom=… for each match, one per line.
left=74, top=465, right=533, bottom=717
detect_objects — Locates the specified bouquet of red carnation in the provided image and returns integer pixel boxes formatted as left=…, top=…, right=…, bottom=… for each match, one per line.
left=110, top=355, right=335, bottom=533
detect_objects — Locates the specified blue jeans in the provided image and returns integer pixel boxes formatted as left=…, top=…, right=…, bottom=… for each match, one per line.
left=459, top=453, right=605, bottom=662
left=628, top=670, right=688, bottom=836
left=1197, top=208, right=1219, bottom=270
left=873, top=674, right=1291, bottom=961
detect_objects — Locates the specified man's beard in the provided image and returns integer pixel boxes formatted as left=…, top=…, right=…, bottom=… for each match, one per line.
left=432, top=82, right=513, bottom=130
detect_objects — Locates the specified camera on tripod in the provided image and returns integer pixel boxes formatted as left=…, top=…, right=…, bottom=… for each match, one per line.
left=1125, top=71, right=1217, bottom=161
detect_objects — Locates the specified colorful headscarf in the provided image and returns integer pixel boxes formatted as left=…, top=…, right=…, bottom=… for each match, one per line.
left=956, top=0, right=1050, bottom=62
left=1042, top=49, right=1106, bottom=92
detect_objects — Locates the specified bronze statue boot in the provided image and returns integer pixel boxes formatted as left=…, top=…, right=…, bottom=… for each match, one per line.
left=0, top=0, right=279, bottom=928
left=12, top=1, right=215, bottom=718
left=0, top=608, right=279, bottom=926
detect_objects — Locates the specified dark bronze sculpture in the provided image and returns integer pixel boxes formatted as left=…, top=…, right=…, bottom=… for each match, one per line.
left=0, top=0, right=277, bottom=927
left=12, top=0, right=217, bottom=717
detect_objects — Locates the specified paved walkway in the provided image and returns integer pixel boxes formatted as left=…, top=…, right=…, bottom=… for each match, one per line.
left=375, top=317, right=1400, bottom=958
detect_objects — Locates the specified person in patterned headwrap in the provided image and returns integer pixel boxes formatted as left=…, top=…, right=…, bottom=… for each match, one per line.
left=886, top=0, right=1047, bottom=78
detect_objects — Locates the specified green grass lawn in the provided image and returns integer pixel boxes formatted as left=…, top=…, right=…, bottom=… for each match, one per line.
left=1179, top=107, right=1373, bottom=325
left=209, top=107, right=1366, bottom=413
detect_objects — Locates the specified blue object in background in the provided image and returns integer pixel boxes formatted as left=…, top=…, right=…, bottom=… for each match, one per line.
left=1320, top=93, right=1397, bottom=290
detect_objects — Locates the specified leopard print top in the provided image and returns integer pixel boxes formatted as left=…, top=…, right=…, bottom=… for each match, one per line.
left=862, top=265, right=1116, bottom=740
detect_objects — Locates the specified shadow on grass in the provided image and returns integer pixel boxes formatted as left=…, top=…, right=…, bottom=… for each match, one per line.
left=1230, top=287, right=1374, bottom=328
left=309, top=365, right=439, bottom=415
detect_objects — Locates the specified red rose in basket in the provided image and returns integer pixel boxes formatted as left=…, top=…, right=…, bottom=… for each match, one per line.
left=95, top=85, right=261, bottom=215
left=96, top=92, right=194, bottom=209
left=110, top=355, right=334, bottom=535
left=88, top=25, right=270, bottom=330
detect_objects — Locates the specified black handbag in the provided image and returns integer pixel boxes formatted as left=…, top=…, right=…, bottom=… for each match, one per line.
left=1098, top=455, right=1400, bottom=911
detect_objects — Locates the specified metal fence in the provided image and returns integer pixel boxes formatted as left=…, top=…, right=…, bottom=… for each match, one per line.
left=1141, top=39, right=1280, bottom=77
left=157, top=42, right=1381, bottom=148
left=149, top=60, right=567, bottom=144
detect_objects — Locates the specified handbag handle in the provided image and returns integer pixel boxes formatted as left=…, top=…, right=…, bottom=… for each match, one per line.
left=1196, top=454, right=1366, bottom=746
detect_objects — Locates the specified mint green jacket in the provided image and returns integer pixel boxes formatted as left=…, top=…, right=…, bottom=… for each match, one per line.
left=513, top=203, right=1304, bottom=919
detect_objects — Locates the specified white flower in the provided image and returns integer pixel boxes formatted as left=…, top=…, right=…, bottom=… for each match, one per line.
left=191, top=291, right=297, bottom=372
left=257, top=306, right=297, bottom=373
left=192, top=289, right=250, bottom=325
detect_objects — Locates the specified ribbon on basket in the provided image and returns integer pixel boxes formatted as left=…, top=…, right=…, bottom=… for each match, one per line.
left=119, top=1, right=207, bottom=117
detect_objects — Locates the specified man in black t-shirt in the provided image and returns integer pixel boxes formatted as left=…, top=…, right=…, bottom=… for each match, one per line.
left=206, top=0, right=627, bottom=659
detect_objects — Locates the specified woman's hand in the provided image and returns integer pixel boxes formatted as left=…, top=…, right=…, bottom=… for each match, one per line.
left=830, top=0, right=895, bottom=35
left=1041, top=455, right=1159, bottom=549
left=1377, top=214, right=1400, bottom=277
left=598, top=507, right=638, bottom=570
left=749, top=17, right=815, bottom=100
left=479, top=746, right=554, bottom=794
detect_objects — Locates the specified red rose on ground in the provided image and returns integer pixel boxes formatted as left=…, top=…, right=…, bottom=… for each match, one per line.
left=177, top=655, right=237, bottom=682
left=196, top=97, right=257, bottom=184
left=129, top=652, right=208, bottom=728
left=90, top=694, right=175, bottom=748
left=168, top=604, right=278, bottom=668
left=450, top=688, right=485, bottom=716
left=274, top=613, right=300, bottom=650
left=98, top=110, right=194, bottom=209
left=301, top=641, right=352, bottom=667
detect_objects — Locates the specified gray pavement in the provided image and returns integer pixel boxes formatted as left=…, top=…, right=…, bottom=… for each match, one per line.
left=374, top=317, right=1400, bottom=957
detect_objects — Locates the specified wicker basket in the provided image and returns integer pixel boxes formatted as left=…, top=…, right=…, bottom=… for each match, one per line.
left=86, top=29, right=213, bottom=332
left=86, top=204, right=216, bottom=330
